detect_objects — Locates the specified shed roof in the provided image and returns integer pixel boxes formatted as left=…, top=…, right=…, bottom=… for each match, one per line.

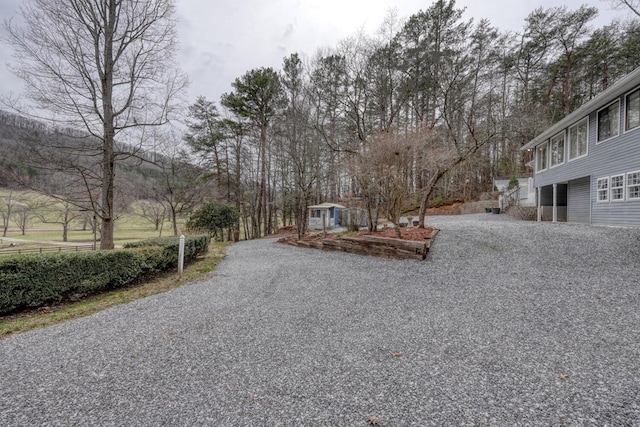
left=521, top=65, right=640, bottom=151
left=308, top=203, right=346, bottom=210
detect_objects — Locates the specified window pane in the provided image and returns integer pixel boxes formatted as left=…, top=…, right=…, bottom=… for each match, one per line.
left=537, top=144, right=547, bottom=171
left=611, top=175, right=624, bottom=200
left=597, top=178, right=609, bottom=202
left=626, top=90, right=640, bottom=131
left=569, top=119, right=588, bottom=159
left=628, top=172, right=640, bottom=199
left=598, top=102, right=619, bottom=141
left=577, top=120, right=587, bottom=156
left=550, top=133, right=564, bottom=166
left=569, top=126, right=578, bottom=159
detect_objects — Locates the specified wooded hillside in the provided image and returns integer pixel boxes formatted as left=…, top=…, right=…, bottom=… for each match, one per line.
left=0, top=110, right=216, bottom=238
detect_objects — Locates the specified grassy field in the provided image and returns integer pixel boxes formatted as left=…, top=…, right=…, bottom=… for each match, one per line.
left=1, top=187, right=187, bottom=249
left=0, top=242, right=229, bottom=339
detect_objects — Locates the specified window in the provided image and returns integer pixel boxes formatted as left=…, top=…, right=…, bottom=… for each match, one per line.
left=597, top=177, right=609, bottom=202
left=626, top=89, right=640, bottom=131
left=550, top=132, right=565, bottom=167
left=536, top=142, right=548, bottom=171
left=611, top=174, right=625, bottom=201
left=628, top=171, right=640, bottom=199
left=597, top=101, right=620, bottom=142
left=568, top=118, right=588, bottom=160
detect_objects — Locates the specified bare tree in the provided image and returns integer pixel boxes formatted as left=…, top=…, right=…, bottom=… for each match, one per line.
left=136, top=199, right=167, bottom=236
left=279, top=53, right=325, bottom=239
left=4, top=0, right=187, bottom=249
left=12, top=192, right=47, bottom=235
left=153, top=129, right=214, bottom=236
left=354, top=129, right=414, bottom=238
left=36, top=200, right=83, bottom=242
left=608, top=0, right=640, bottom=18
left=1, top=191, right=16, bottom=237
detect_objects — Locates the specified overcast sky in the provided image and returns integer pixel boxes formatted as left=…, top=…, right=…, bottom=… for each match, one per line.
left=0, top=0, right=633, bottom=110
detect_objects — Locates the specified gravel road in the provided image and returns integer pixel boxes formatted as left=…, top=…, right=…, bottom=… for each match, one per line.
left=1, top=214, right=639, bottom=426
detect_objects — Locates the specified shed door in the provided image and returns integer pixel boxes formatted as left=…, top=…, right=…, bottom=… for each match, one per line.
left=567, top=176, right=591, bottom=223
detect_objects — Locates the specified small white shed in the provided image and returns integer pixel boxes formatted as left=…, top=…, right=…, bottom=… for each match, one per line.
left=308, top=203, right=345, bottom=230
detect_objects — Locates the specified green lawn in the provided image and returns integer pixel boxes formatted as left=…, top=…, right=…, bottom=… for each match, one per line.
left=1, top=188, right=188, bottom=247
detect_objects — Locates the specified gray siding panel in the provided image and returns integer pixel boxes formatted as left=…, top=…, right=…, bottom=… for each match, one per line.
left=591, top=202, right=640, bottom=226
left=567, top=177, right=590, bottom=223
left=533, top=89, right=640, bottom=227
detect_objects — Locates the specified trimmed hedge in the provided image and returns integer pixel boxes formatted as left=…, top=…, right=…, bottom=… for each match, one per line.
left=0, top=235, right=209, bottom=315
left=123, top=235, right=209, bottom=263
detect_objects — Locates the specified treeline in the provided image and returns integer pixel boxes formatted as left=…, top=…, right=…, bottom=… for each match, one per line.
left=184, top=0, right=640, bottom=238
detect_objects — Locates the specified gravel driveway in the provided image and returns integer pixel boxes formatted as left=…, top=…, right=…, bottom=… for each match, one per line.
left=1, top=214, right=639, bottom=426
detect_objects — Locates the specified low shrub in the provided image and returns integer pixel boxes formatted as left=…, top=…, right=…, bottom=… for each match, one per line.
left=507, top=206, right=537, bottom=221
left=0, top=235, right=209, bottom=315
left=123, top=235, right=209, bottom=264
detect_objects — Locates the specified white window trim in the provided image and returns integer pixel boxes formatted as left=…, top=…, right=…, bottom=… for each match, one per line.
left=627, top=170, right=640, bottom=200
left=596, top=177, right=609, bottom=203
left=549, top=131, right=566, bottom=168
left=610, top=174, right=625, bottom=202
left=624, top=87, right=640, bottom=134
left=536, top=142, right=548, bottom=172
left=596, top=100, right=620, bottom=144
left=568, top=117, right=589, bottom=162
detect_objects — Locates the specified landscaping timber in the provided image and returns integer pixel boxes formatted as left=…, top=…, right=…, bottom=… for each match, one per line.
left=280, top=228, right=439, bottom=260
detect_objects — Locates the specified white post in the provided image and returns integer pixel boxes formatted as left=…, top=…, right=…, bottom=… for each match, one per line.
left=537, top=187, right=542, bottom=222
left=178, top=235, right=185, bottom=279
left=322, top=212, right=327, bottom=238
left=552, top=183, right=558, bottom=223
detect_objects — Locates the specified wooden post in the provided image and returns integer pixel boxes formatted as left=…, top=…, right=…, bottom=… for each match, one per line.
left=322, top=212, right=327, bottom=238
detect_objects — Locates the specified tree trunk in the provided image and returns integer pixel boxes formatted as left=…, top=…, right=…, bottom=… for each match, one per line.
left=258, top=123, right=268, bottom=237
left=417, top=168, right=445, bottom=228
left=171, top=207, right=178, bottom=236
left=99, top=0, right=117, bottom=250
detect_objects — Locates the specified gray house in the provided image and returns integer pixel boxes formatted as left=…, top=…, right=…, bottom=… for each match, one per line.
left=522, top=66, right=640, bottom=226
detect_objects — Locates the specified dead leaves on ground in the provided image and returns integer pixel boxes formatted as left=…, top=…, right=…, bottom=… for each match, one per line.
left=367, top=415, right=382, bottom=425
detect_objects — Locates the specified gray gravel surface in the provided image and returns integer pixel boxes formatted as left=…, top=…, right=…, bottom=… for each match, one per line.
left=1, top=214, right=640, bottom=426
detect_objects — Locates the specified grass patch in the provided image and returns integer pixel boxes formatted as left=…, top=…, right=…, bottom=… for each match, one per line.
left=3, top=225, right=171, bottom=245
left=0, top=242, right=228, bottom=339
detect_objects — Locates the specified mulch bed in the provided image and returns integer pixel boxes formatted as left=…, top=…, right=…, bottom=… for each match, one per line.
left=277, top=226, right=439, bottom=261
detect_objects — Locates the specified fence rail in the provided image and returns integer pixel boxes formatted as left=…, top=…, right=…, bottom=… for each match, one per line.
left=0, top=245, right=95, bottom=256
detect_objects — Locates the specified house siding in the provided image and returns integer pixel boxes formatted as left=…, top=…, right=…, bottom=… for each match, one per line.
left=567, top=177, right=591, bottom=223
left=532, top=90, right=640, bottom=226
